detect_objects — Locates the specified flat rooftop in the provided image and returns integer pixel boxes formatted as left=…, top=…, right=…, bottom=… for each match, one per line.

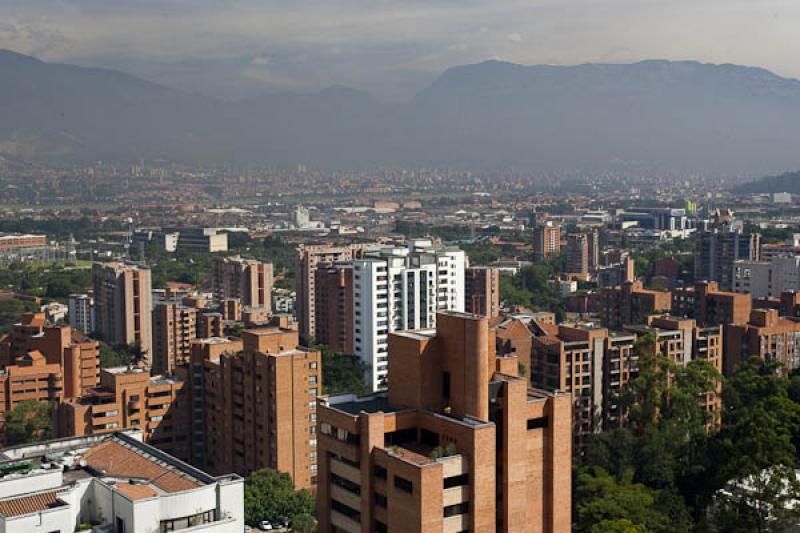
left=327, top=394, right=400, bottom=415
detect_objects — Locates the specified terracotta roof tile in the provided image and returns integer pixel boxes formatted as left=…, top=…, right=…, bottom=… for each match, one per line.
left=0, top=490, right=64, bottom=517
left=82, top=439, right=199, bottom=493
left=116, top=482, right=158, bottom=500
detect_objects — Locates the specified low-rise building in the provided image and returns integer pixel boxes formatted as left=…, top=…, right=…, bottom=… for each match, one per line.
left=0, top=430, right=244, bottom=533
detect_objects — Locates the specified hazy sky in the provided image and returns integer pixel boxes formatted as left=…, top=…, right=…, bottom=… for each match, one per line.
left=1, top=0, right=798, bottom=100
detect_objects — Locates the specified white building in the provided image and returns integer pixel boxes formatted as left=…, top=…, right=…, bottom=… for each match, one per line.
left=68, top=294, right=95, bottom=334
left=733, top=256, right=800, bottom=298
left=0, top=431, right=244, bottom=533
left=293, top=206, right=311, bottom=229
left=353, top=240, right=465, bottom=391
left=40, top=302, right=68, bottom=324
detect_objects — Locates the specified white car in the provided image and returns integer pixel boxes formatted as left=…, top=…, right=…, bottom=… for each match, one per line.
left=259, top=521, right=274, bottom=531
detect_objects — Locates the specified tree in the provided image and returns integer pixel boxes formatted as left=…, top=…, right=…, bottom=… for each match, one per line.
left=99, top=342, right=130, bottom=368
left=317, top=345, right=369, bottom=396
left=575, top=467, right=672, bottom=533
left=4, top=400, right=52, bottom=445
left=243, top=468, right=315, bottom=526
left=291, top=513, right=317, bottom=533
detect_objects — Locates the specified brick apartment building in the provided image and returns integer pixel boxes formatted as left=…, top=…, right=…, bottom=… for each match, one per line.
left=599, top=281, right=672, bottom=330
left=59, top=366, right=190, bottom=461
left=316, top=311, right=572, bottom=533
left=671, top=281, right=752, bottom=327
left=212, top=255, right=274, bottom=311
left=533, top=221, right=561, bottom=258
left=314, top=263, right=355, bottom=354
left=152, top=302, right=198, bottom=375
left=464, top=266, right=501, bottom=318
left=184, top=329, right=321, bottom=489
left=92, top=262, right=153, bottom=365
left=724, top=308, right=800, bottom=376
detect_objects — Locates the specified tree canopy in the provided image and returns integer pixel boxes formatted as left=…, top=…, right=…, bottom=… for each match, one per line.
left=243, top=468, right=315, bottom=526
left=4, top=400, right=52, bottom=445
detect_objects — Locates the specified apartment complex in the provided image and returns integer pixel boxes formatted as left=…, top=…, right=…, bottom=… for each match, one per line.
left=533, top=221, right=561, bottom=258
left=152, top=302, right=198, bottom=375
left=297, top=244, right=372, bottom=343
left=530, top=323, right=637, bottom=448
left=733, top=256, right=800, bottom=298
left=316, top=311, right=572, bottom=533
left=566, top=233, right=590, bottom=277
left=186, top=329, right=321, bottom=489
left=464, top=266, right=500, bottom=318
left=212, top=255, right=274, bottom=311
left=671, top=281, right=752, bottom=327
left=68, top=293, right=95, bottom=335
left=315, top=263, right=355, bottom=354
left=353, top=242, right=465, bottom=391
left=0, top=233, right=46, bottom=251
left=59, top=366, right=190, bottom=460
left=92, top=262, right=153, bottom=365
left=0, top=431, right=244, bottom=533
left=626, top=315, right=723, bottom=422
left=598, top=280, right=672, bottom=330
left=724, top=308, right=800, bottom=376
left=694, top=212, right=760, bottom=289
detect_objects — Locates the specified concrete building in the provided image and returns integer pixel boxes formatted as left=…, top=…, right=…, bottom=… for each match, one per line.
left=733, top=256, right=800, bottom=298
left=671, top=281, right=752, bottom=327
left=152, top=303, right=198, bottom=376
left=353, top=242, right=465, bottom=391
left=294, top=205, right=311, bottom=229
left=533, top=221, right=561, bottom=258
left=464, top=266, right=500, bottom=318
left=596, top=257, right=635, bottom=289
left=68, top=293, right=95, bottom=335
left=212, top=255, right=273, bottom=311
left=185, top=329, right=320, bottom=489
left=296, top=244, right=373, bottom=344
left=59, top=366, right=190, bottom=461
left=316, top=311, right=572, bottom=533
left=694, top=213, right=760, bottom=289
left=172, top=227, right=228, bottom=253
left=314, top=263, right=354, bottom=354
left=724, top=308, right=800, bottom=376
left=566, top=233, right=590, bottom=277
left=0, top=234, right=46, bottom=251
left=598, top=281, right=672, bottom=330
left=92, top=262, right=153, bottom=366
left=0, top=430, right=244, bottom=533
left=761, top=234, right=800, bottom=260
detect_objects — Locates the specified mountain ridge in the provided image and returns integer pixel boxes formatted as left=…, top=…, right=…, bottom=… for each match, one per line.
left=2, top=49, right=800, bottom=174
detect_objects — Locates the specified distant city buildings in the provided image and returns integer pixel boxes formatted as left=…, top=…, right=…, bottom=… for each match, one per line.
left=694, top=210, right=761, bottom=289
left=212, top=255, right=273, bottom=312
left=566, top=233, right=590, bottom=277
left=733, top=256, right=800, bottom=298
left=533, top=221, right=561, bottom=258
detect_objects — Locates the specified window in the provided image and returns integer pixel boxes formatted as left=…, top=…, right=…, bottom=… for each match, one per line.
left=527, top=417, right=549, bottom=430
left=373, top=464, right=387, bottom=480
left=394, top=475, right=413, bottom=494
left=374, top=492, right=387, bottom=508
left=443, top=502, right=469, bottom=517
left=444, top=473, right=469, bottom=489
left=442, top=371, right=451, bottom=400
left=331, top=499, right=360, bottom=521
left=309, top=376, right=318, bottom=384
left=332, top=473, right=361, bottom=495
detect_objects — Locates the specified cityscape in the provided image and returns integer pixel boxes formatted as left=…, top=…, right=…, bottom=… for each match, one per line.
left=3, top=1, right=800, bottom=532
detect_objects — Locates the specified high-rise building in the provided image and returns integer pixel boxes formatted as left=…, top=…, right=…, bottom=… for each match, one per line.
left=353, top=242, right=465, bottom=391
left=314, top=263, right=354, bottom=354
left=530, top=323, right=636, bottom=449
left=59, top=366, right=190, bottom=461
left=587, top=228, right=600, bottom=271
left=596, top=257, right=635, bottom=288
left=316, top=311, right=572, bottom=533
left=68, top=293, right=95, bottom=334
left=152, top=303, right=198, bottom=375
left=92, top=262, right=153, bottom=365
left=694, top=211, right=760, bottom=289
left=733, top=256, right=800, bottom=298
left=566, top=233, right=590, bottom=277
left=724, top=308, right=800, bottom=376
left=671, top=281, right=751, bottom=327
left=598, top=281, right=671, bottom=330
left=212, top=255, right=273, bottom=311
left=625, top=315, right=723, bottom=423
left=186, top=328, right=320, bottom=489
left=464, top=266, right=500, bottom=318
left=533, top=221, right=561, bottom=258
left=296, top=244, right=372, bottom=344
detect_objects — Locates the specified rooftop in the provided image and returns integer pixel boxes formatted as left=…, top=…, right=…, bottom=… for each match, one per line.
left=326, top=393, right=400, bottom=415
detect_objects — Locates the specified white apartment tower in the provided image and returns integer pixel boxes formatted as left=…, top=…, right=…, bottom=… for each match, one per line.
left=68, top=293, right=95, bottom=334
left=353, top=240, right=465, bottom=390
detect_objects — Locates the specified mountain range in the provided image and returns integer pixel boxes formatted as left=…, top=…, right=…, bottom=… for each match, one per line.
left=3, top=49, right=800, bottom=175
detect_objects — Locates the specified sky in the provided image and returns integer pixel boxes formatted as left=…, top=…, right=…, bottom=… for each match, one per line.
left=1, top=0, right=798, bottom=100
